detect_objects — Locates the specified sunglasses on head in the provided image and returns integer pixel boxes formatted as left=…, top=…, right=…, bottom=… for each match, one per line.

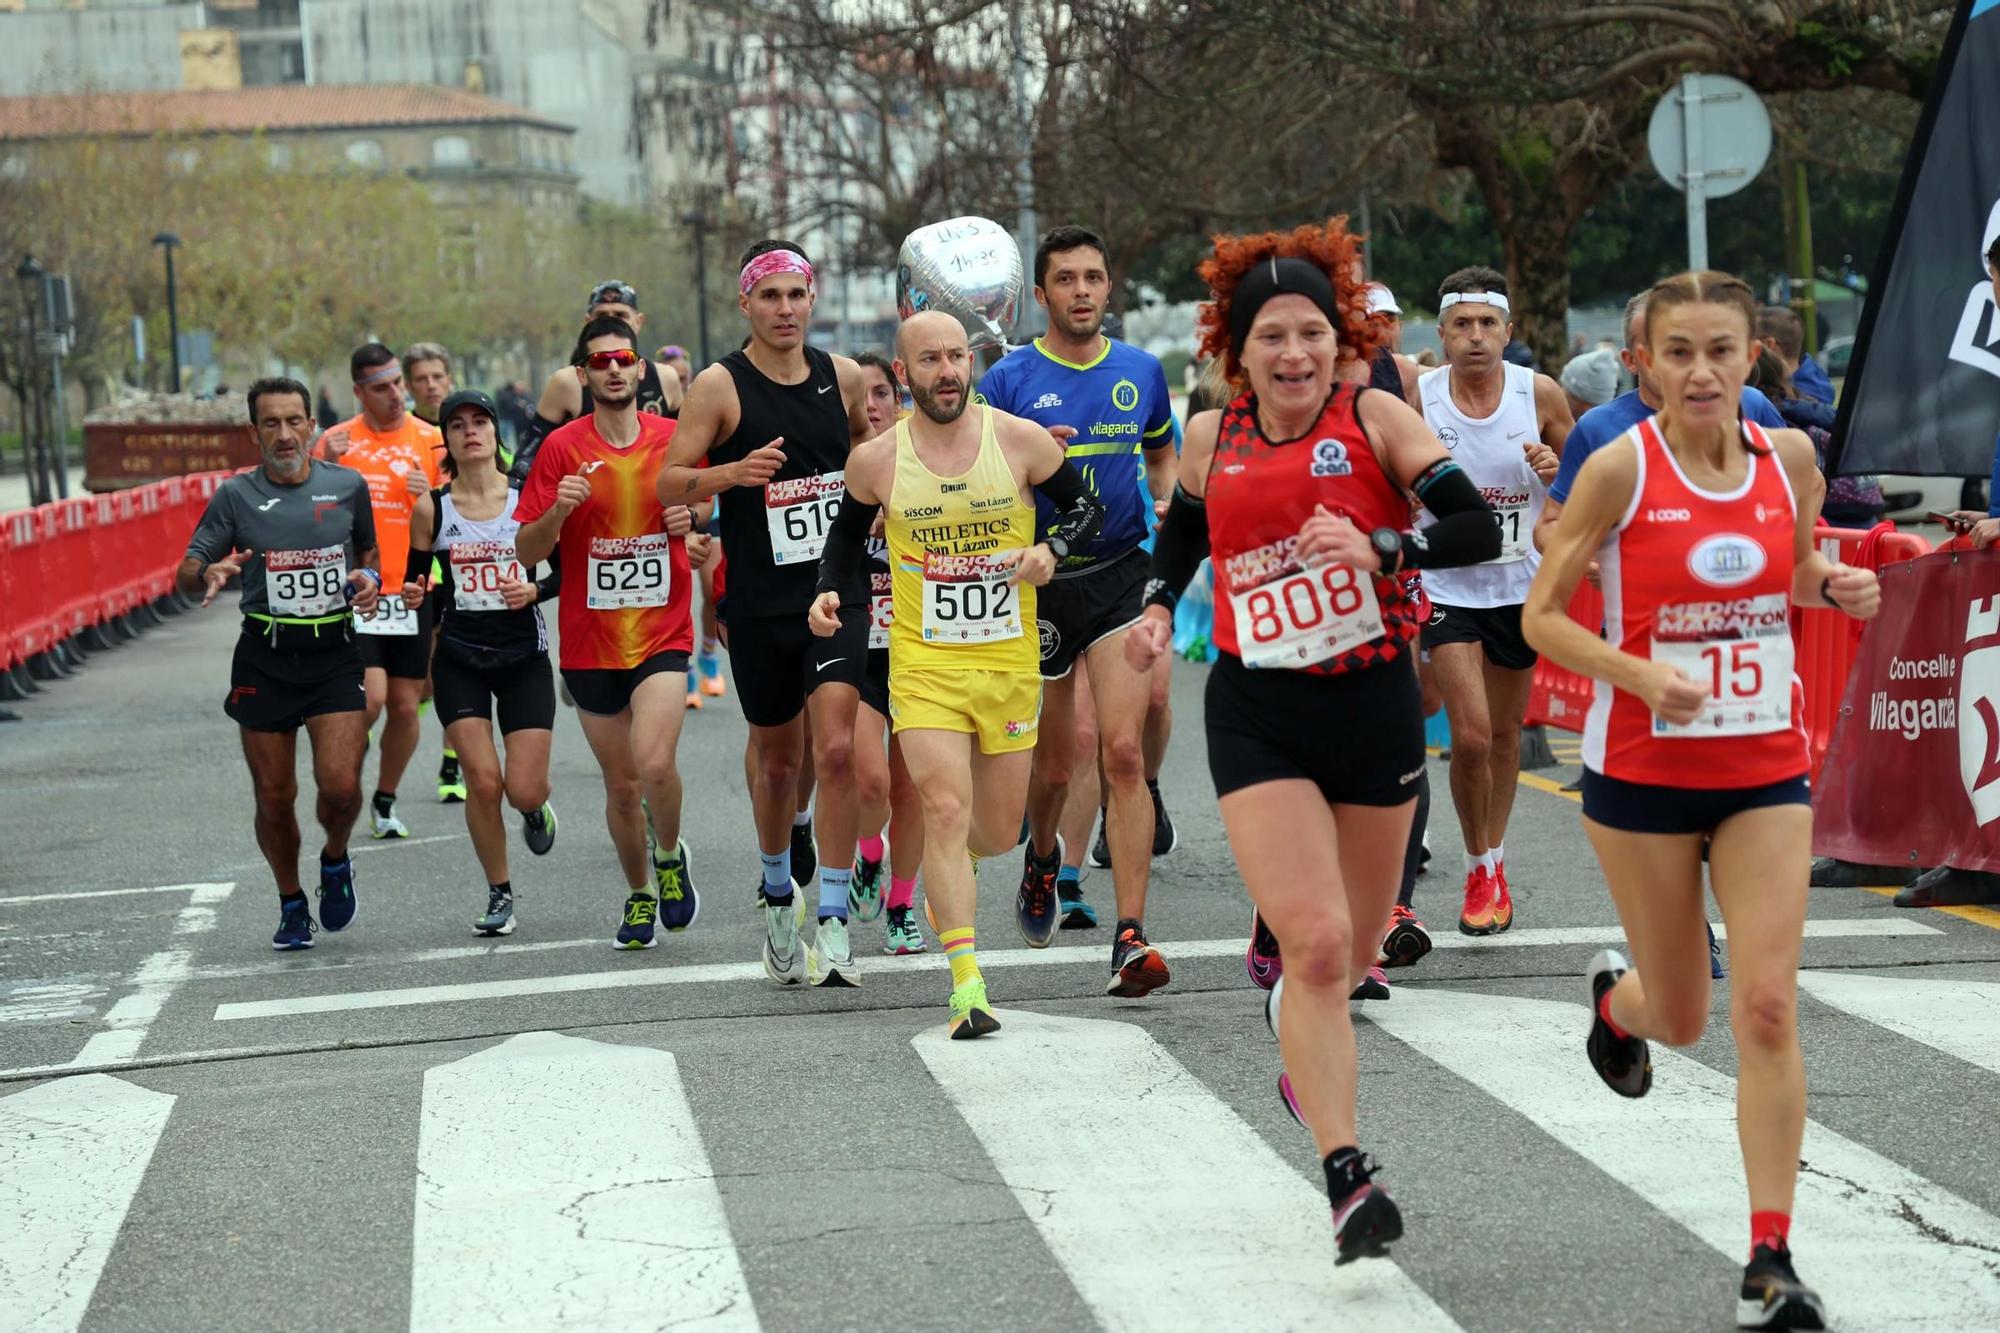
left=584, top=348, right=642, bottom=370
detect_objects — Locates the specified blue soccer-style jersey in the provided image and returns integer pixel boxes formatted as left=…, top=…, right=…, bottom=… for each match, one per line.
left=976, top=337, right=1175, bottom=571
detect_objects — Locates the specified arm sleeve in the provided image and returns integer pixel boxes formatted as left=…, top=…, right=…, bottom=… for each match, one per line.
left=403, top=544, right=432, bottom=586
left=1034, top=458, right=1105, bottom=552
left=183, top=489, right=235, bottom=564
left=1143, top=486, right=1210, bottom=610
left=508, top=415, right=561, bottom=486
left=537, top=546, right=562, bottom=603
left=815, top=492, right=880, bottom=596
left=1403, top=461, right=1501, bottom=570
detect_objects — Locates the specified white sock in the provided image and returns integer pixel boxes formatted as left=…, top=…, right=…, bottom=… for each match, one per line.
left=1465, top=849, right=1483, bottom=876
left=1479, top=848, right=1498, bottom=873
left=793, top=803, right=813, bottom=828
left=1491, top=843, right=1505, bottom=872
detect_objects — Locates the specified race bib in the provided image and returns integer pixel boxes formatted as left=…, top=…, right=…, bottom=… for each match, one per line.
left=264, top=546, right=347, bottom=619
left=354, top=587, right=419, bottom=636
left=765, top=472, right=845, bottom=565
left=868, top=569, right=894, bottom=650
left=1229, top=561, right=1384, bottom=669
left=920, top=552, right=1021, bottom=643
left=451, top=540, right=527, bottom=613
left=587, top=533, right=672, bottom=610
left=1486, top=487, right=1531, bottom=564
left=1651, top=595, right=1794, bottom=737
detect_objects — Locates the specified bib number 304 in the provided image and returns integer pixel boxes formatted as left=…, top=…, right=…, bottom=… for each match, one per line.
left=587, top=533, right=672, bottom=610
left=451, top=541, right=527, bottom=613
left=1230, top=562, right=1383, bottom=669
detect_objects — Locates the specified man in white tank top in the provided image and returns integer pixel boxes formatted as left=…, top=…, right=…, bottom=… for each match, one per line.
left=1415, top=267, right=1574, bottom=938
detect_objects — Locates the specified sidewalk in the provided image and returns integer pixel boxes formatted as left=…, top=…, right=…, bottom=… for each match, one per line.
left=0, top=464, right=89, bottom=513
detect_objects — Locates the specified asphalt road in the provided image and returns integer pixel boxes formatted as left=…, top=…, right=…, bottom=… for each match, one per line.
left=4, top=603, right=1999, bottom=1333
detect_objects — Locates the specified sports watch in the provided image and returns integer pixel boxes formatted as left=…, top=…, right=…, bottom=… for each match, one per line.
left=1370, top=527, right=1404, bottom=574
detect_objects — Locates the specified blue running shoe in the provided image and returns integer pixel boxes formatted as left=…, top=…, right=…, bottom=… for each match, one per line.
left=654, top=840, right=700, bottom=932
left=615, top=891, right=659, bottom=949
left=317, top=854, right=357, bottom=932
left=273, top=895, right=316, bottom=951
left=1708, top=922, right=1726, bottom=979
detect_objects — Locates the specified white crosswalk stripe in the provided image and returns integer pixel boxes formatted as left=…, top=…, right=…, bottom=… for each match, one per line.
left=1797, top=971, right=2000, bottom=1078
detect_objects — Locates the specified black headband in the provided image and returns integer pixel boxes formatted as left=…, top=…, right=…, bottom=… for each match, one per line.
left=1229, top=256, right=1341, bottom=355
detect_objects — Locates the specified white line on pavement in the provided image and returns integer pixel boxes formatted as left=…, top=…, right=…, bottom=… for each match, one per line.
left=0, top=881, right=235, bottom=907
left=0, top=1074, right=177, bottom=1333
left=208, top=918, right=1941, bottom=1023
left=914, top=1011, right=1464, bottom=1331
left=1364, top=987, right=2000, bottom=1330
left=1797, top=970, right=2000, bottom=1078
left=67, top=883, right=234, bottom=1067
left=410, top=1032, right=757, bottom=1332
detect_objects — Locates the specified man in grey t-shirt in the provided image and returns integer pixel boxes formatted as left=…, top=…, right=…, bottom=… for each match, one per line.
left=177, top=377, right=385, bottom=951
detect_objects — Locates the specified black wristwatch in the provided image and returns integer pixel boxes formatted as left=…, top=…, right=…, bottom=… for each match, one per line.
left=1370, top=527, right=1404, bottom=574
left=1045, top=535, right=1070, bottom=561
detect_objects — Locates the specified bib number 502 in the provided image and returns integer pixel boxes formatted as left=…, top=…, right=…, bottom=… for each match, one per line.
left=932, top=579, right=1013, bottom=623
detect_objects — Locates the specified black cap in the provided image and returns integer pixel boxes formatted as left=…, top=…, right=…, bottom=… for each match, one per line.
left=438, top=389, right=500, bottom=430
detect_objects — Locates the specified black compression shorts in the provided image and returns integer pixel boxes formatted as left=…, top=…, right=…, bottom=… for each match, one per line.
left=726, top=608, right=868, bottom=729
left=225, top=631, right=365, bottom=733
left=432, top=639, right=556, bottom=734
left=1205, top=653, right=1424, bottom=806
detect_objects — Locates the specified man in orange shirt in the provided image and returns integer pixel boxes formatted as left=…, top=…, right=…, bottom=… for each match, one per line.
left=320, top=342, right=445, bottom=838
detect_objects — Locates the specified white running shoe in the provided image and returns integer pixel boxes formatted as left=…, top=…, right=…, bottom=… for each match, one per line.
left=762, top=896, right=807, bottom=986
left=370, top=803, right=409, bottom=840
left=808, top=916, right=860, bottom=987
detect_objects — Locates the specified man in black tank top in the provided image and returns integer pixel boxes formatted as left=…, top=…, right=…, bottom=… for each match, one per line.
left=659, top=238, right=876, bottom=988
left=513, top=280, right=685, bottom=483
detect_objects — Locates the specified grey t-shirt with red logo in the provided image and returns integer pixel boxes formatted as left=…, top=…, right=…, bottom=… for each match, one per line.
left=185, top=461, right=377, bottom=619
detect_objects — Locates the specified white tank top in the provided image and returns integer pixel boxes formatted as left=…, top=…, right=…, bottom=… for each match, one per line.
left=433, top=487, right=547, bottom=650
left=1415, top=361, right=1545, bottom=608
left=434, top=487, right=522, bottom=553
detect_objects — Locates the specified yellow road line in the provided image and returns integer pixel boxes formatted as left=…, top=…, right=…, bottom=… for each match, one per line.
left=1517, top=770, right=1582, bottom=805
left=1862, top=886, right=2000, bottom=932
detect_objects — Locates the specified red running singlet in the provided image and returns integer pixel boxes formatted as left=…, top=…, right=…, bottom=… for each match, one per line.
left=1582, top=415, right=1809, bottom=788
left=1208, top=384, right=1421, bottom=676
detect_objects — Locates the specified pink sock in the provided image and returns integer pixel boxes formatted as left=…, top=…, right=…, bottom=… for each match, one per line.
left=858, top=834, right=886, bottom=863
left=888, top=874, right=917, bottom=911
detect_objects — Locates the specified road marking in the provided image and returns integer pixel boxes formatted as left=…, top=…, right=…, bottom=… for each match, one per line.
left=1365, top=986, right=2000, bottom=1330
left=210, top=919, right=1937, bottom=1023
left=1517, top=769, right=1582, bottom=803
left=0, top=1074, right=176, bottom=1333
left=0, top=881, right=235, bottom=907
left=1861, top=885, right=2000, bottom=933
left=68, top=883, right=233, bottom=1066
left=1798, top=971, right=2000, bottom=1077
left=410, top=1032, right=757, bottom=1331
left=913, top=1011, right=1462, bottom=1331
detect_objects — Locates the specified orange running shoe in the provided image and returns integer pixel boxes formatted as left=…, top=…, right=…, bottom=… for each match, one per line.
left=1458, top=865, right=1500, bottom=936
left=1107, top=923, right=1170, bottom=998
left=1492, top=863, right=1515, bottom=933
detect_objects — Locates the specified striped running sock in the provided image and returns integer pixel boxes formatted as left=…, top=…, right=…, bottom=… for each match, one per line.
left=941, top=927, right=980, bottom=990
left=887, top=874, right=917, bottom=911
left=761, top=849, right=792, bottom=901
left=818, top=867, right=852, bottom=922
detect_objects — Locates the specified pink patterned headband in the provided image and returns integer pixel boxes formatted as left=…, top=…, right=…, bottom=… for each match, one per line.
left=739, top=250, right=814, bottom=296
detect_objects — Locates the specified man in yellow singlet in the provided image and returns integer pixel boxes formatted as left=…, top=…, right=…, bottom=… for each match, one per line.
left=810, top=311, right=1104, bottom=1038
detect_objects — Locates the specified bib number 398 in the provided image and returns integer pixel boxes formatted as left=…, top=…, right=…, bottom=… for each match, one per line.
left=265, top=545, right=348, bottom=618
left=1230, top=563, right=1383, bottom=669
left=766, top=472, right=845, bottom=565
left=921, top=553, right=1020, bottom=642
left=588, top=533, right=672, bottom=610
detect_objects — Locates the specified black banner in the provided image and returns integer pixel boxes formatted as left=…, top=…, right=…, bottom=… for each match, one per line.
left=1831, top=0, right=2000, bottom=478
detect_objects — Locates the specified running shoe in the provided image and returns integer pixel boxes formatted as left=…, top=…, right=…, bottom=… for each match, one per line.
left=1331, top=1160, right=1403, bottom=1265
left=475, top=887, right=515, bottom=937
left=684, top=667, right=704, bottom=711
left=1380, top=904, right=1432, bottom=969
left=1058, top=883, right=1097, bottom=929
left=1585, top=948, right=1652, bottom=1098
left=1419, top=833, right=1431, bottom=874
left=1276, top=1072, right=1305, bottom=1128
left=791, top=819, right=818, bottom=887
left=1492, top=863, right=1515, bottom=932
left=653, top=839, right=699, bottom=932
left=522, top=802, right=558, bottom=856
left=1088, top=812, right=1111, bottom=869
left=808, top=916, right=860, bottom=987
left=762, top=897, right=807, bottom=985
left=1737, top=1243, right=1827, bottom=1330
left=1350, top=965, right=1391, bottom=1001
left=1709, top=921, right=1727, bottom=979
left=1014, top=834, right=1063, bottom=948
left=883, top=904, right=926, bottom=955
left=370, top=799, right=409, bottom=840
left=850, top=849, right=885, bottom=922
left=948, top=978, right=1001, bottom=1040
left=272, top=896, right=316, bottom=951
left=317, top=854, right=357, bottom=932
left=614, top=891, right=658, bottom=950
left=698, top=651, right=727, bottom=696
left=1457, top=865, right=1500, bottom=935
left=1149, top=781, right=1178, bottom=856
left=1246, top=909, right=1282, bottom=990
left=1107, top=923, right=1170, bottom=998
left=437, top=753, right=466, bottom=804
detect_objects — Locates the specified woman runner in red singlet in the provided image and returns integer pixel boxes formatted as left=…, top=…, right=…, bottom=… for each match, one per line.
left=1131, top=220, right=1501, bottom=1264
left=1524, top=270, right=1879, bottom=1331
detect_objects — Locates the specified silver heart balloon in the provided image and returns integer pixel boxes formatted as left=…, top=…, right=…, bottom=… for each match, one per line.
left=897, top=216, right=1022, bottom=350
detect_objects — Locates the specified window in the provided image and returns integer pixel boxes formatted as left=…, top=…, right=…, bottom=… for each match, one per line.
left=345, top=138, right=383, bottom=168
left=265, top=142, right=293, bottom=170
left=431, top=135, right=471, bottom=167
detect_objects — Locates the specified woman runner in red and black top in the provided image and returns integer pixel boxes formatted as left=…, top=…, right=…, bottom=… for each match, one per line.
left=1130, top=220, right=1500, bottom=1263
left=1525, top=271, right=1879, bottom=1330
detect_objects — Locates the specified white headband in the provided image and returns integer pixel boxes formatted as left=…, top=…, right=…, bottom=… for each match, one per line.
left=1439, top=290, right=1510, bottom=315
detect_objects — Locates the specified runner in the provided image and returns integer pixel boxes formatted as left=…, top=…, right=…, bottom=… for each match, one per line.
left=401, top=340, right=467, bottom=803
left=1129, top=226, right=1501, bottom=1262
left=1523, top=269, right=1879, bottom=1329
left=849, top=351, right=928, bottom=953
left=319, top=343, right=444, bottom=840
left=1415, top=266, right=1572, bottom=936
left=178, top=377, right=384, bottom=949
left=516, top=280, right=686, bottom=480
left=515, top=314, right=709, bottom=949
left=657, top=240, right=874, bottom=988
left=974, top=225, right=1175, bottom=995
left=402, top=389, right=559, bottom=937
left=811, top=310, right=1102, bottom=1034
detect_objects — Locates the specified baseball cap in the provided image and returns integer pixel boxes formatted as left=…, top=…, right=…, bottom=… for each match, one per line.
left=438, top=388, right=500, bottom=429
left=1560, top=347, right=1620, bottom=407
left=588, top=279, right=639, bottom=311
left=1365, top=283, right=1401, bottom=317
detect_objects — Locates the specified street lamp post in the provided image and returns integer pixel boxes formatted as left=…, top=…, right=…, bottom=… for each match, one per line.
left=152, top=232, right=182, bottom=393
left=681, top=209, right=711, bottom=369
left=15, top=254, right=48, bottom=505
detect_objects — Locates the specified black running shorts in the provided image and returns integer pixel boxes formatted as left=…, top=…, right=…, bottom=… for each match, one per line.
left=355, top=597, right=435, bottom=680
left=225, top=631, right=365, bottom=733
left=1581, top=769, right=1810, bottom=835
left=1037, top=547, right=1147, bottom=680
left=561, top=650, right=690, bottom=718
left=432, top=638, right=557, bottom=734
left=1205, top=653, right=1424, bottom=806
left=725, top=608, right=869, bottom=729
left=1419, top=601, right=1537, bottom=671
left=860, top=646, right=890, bottom=718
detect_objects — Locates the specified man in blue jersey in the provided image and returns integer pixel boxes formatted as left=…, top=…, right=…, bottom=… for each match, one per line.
left=976, top=225, right=1176, bottom=998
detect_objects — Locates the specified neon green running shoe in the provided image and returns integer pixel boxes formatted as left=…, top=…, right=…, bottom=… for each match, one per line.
left=948, top=979, right=1001, bottom=1041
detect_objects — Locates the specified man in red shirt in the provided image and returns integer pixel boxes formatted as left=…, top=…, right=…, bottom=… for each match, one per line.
left=516, top=314, right=713, bottom=949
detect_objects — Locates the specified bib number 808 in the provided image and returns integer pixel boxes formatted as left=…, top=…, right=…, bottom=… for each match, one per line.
left=1244, top=565, right=1364, bottom=643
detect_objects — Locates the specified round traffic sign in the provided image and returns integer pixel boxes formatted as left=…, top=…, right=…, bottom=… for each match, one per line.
left=1647, top=73, right=1771, bottom=200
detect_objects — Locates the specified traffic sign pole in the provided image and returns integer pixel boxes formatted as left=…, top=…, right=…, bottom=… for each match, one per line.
left=1682, top=75, right=1709, bottom=270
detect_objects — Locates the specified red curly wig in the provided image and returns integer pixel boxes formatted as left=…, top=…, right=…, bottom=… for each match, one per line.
left=1196, top=217, right=1382, bottom=383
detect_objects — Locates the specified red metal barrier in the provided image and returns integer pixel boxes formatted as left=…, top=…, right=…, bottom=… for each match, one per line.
left=1524, top=581, right=1604, bottom=733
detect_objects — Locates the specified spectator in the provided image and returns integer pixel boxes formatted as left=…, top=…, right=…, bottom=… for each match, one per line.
left=1748, top=345, right=1884, bottom=527
left=315, top=385, right=340, bottom=431
left=495, top=379, right=533, bottom=449
left=1366, top=282, right=1403, bottom=352
left=1756, top=305, right=1833, bottom=406
left=1558, top=347, right=1619, bottom=420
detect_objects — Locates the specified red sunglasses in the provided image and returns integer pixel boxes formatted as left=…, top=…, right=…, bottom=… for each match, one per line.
left=584, top=348, right=642, bottom=370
